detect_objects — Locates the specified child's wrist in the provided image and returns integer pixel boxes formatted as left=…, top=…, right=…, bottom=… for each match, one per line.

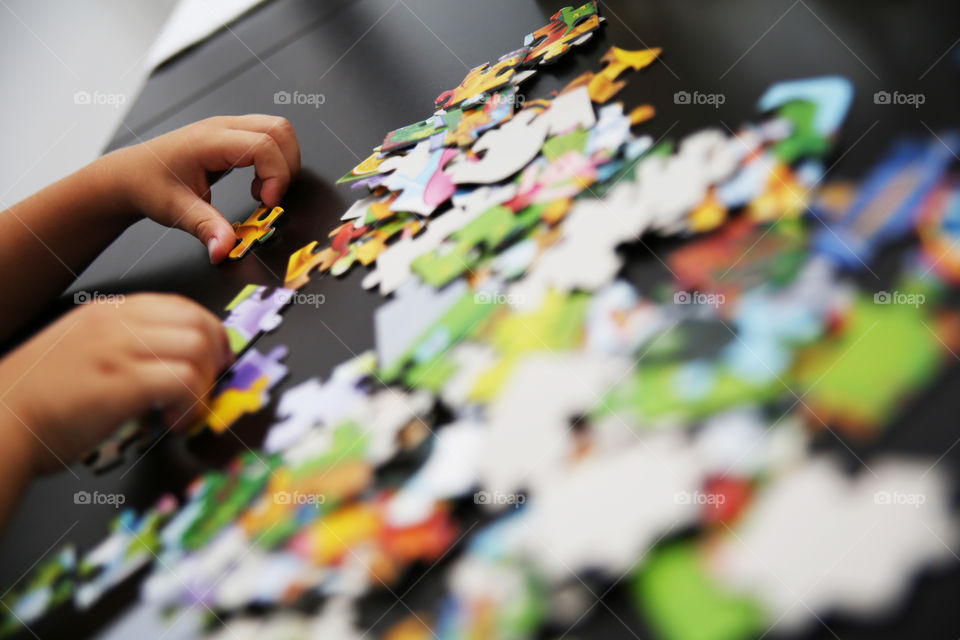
left=0, top=401, right=41, bottom=480
left=82, top=150, right=143, bottom=227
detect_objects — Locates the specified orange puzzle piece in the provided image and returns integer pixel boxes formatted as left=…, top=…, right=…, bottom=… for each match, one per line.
left=435, top=48, right=528, bottom=110
left=285, top=241, right=337, bottom=290
left=229, top=205, right=284, bottom=259
left=523, top=1, right=602, bottom=66
left=563, top=47, right=661, bottom=103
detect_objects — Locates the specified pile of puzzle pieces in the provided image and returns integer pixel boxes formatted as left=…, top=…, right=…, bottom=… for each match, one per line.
left=7, top=2, right=960, bottom=639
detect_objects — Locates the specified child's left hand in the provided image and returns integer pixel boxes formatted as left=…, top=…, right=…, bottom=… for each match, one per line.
left=103, top=115, right=301, bottom=263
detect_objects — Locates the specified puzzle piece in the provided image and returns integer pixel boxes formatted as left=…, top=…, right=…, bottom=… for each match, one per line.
left=375, top=279, right=469, bottom=378
left=435, top=47, right=530, bottom=110
left=410, top=203, right=545, bottom=288
left=174, top=453, right=278, bottom=553
left=506, top=149, right=598, bottom=212
left=362, top=184, right=518, bottom=294
left=264, top=352, right=375, bottom=453
left=632, top=542, right=765, bottom=640
left=223, top=284, right=294, bottom=354
left=386, top=420, right=485, bottom=527
left=448, top=109, right=550, bottom=184
left=288, top=495, right=457, bottom=582
left=336, top=148, right=388, bottom=184
left=812, top=134, right=960, bottom=270
left=285, top=224, right=366, bottom=289
left=535, top=85, right=598, bottom=137
left=710, top=457, right=958, bottom=631
left=0, top=546, right=75, bottom=635
left=444, top=88, right=517, bottom=147
left=381, top=142, right=459, bottom=216
left=758, top=75, right=853, bottom=162
left=381, top=111, right=460, bottom=154
left=230, top=205, right=284, bottom=259
left=669, top=217, right=807, bottom=303
left=917, top=178, right=960, bottom=284
left=196, top=345, right=289, bottom=434
left=76, top=495, right=178, bottom=609
left=791, top=292, right=960, bottom=433
left=522, top=1, right=602, bottom=66
left=563, top=46, right=661, bottom=103
left=517, top=431, right=705, bottom=579
left=285, top=243, right=334, bottom=290
left=82, top=420, right=150, bottom=474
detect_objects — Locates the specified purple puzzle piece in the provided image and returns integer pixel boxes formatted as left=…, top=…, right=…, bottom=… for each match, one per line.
left=220, top=345, right=288, bottom=393
left=223, top=285, right=294, bottom=354
left=349, top=174, right=390, bottom=191
left=222, top=345, right=289, bottom=393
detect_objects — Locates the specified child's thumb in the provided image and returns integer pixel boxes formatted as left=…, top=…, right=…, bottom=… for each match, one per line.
left=172, top=191, right=236, bottom=264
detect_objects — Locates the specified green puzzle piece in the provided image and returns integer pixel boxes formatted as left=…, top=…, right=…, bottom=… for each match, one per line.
left=632, top=542, right=765, bottom=640
left=383, top=290, right=498, bottom=384
left=791, top=291, right=954, bottom=429
left=411, top=204, right=545, bottom=288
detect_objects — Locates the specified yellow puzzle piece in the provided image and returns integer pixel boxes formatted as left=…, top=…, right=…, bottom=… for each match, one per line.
left=285, top=241, right=336, bottom=290
left=198, top=376, right=268, bottom=434
left=230, top=205, right=284, bottom=259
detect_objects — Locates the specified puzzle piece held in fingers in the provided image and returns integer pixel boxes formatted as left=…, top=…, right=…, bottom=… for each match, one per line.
left=230, top=205, right=284, bottom=259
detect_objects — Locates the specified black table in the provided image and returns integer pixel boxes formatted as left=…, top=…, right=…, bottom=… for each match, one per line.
left=3, top=1, right=960, bottom=637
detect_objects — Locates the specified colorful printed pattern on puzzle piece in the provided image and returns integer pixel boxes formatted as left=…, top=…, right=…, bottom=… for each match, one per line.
left=230, top=205, right=284, bottom=259
left=195, top=345, right=289, bottom=434
left=223, top=284, right=295, bottom=354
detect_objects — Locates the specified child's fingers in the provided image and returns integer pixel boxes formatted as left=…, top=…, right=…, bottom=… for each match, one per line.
left=130, top=326, right=222, bottom=388
left=133, top=360, right=208, bottom=411
left=168, top=188, right=237, bottom=263
left=214, top=115, right=301, bottom=177
left=202, top=129, right=292, bottom=207
left=126, top=294, right=232, bottom=366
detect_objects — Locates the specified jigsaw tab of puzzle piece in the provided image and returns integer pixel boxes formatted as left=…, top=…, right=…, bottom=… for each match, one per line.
left=285, top=241, right=337, bottom=290
left=223, top=284, right=295, bottom=354
left=229, top=205, right=284, bottom=259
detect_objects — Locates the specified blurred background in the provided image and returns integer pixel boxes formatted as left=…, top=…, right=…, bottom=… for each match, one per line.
left=0, top=0, right=264, bottom=205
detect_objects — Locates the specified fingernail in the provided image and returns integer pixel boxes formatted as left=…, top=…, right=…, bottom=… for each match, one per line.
left=207, top=237, right=218, bottom=263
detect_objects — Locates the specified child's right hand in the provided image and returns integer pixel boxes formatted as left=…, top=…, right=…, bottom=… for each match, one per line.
left=0, top=294, right=232, bottom=474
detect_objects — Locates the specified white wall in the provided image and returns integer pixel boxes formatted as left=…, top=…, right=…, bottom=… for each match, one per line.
left=0, top=0, right=178, bottom=206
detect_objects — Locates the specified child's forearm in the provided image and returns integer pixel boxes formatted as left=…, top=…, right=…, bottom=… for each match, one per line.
left=0, top=154, right=135, bottom=340
left=0, top=405, right=39, bottom=534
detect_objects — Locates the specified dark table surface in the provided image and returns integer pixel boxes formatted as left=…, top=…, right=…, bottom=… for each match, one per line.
left=3, top=0, right=960, bottom=638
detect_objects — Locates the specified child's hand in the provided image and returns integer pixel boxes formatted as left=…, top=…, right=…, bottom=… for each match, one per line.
left=0, top=294, right=232, bottom=474
left=106, top=115, right=301, bottom=264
